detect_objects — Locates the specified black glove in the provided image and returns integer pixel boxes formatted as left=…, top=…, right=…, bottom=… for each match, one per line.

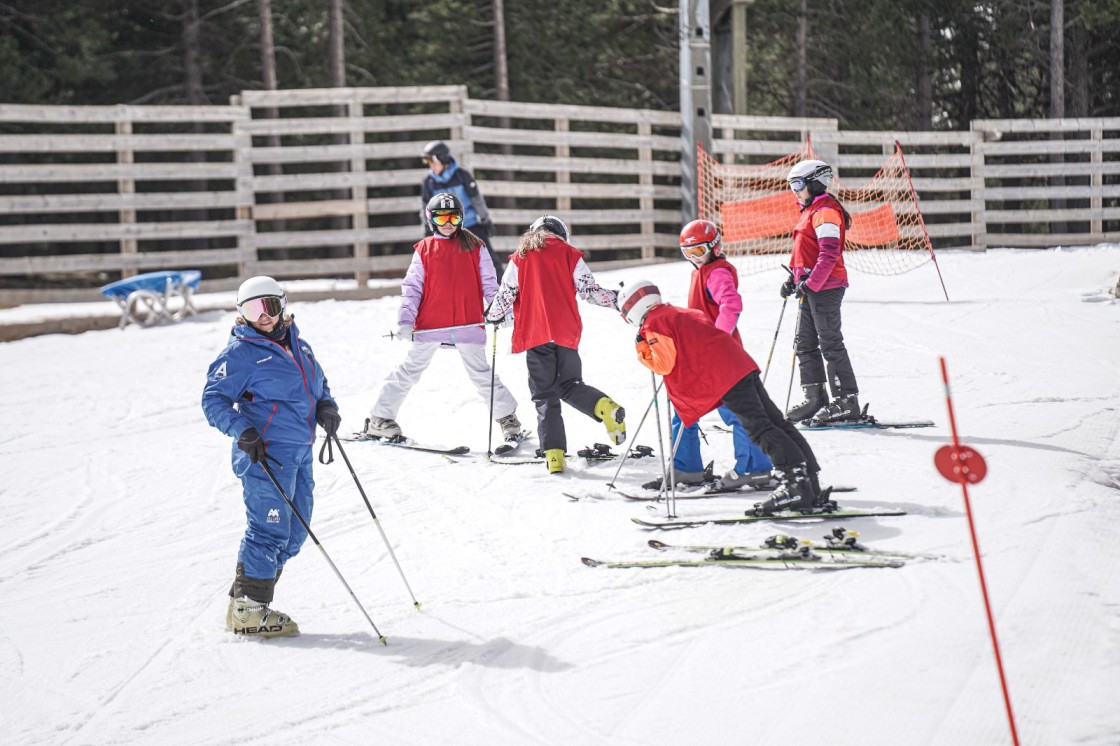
left=780, top=277, right=796, bottom=298
left=237, top=427, right=267, bottom=464
left=316, top=401, right=341, bottom=436
left=795, top=279, right=811, bottom=298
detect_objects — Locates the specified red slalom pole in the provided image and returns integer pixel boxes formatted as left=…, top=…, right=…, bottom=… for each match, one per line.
left=936, top=357, right=1019, bottom=746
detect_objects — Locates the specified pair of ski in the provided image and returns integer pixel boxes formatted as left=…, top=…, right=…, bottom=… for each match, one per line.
left=337, top=429, right=531, bottom=458
left=630, top=503, right=907, bottom=529
left=583, top=528, right=923, bottom=570
left=798, top=404, right=934, bottom=431
left=489, top=443, right=654, bottom=466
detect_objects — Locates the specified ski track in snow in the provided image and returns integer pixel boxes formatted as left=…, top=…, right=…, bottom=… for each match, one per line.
left=1, top=246, right=1119, bottom=744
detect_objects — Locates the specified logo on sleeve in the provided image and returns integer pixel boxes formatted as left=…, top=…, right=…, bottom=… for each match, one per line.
left=213, top=361, right=228, bottom=379
left=257, top=355, right=273, bottom=364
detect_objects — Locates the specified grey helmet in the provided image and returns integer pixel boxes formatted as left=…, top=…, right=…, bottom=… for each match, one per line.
left=422, top=140, right=453, bottom=165
left=529, top=215, right=570, bottom=243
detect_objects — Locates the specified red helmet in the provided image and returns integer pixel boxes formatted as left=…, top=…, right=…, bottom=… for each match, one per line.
left=679, top=219, right=721, bottom=261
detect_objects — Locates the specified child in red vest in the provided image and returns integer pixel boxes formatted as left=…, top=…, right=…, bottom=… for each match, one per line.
left=657, top=219, right=773, bottom=491
left=485, top=215, right=625, bottom=474
left=616, top=279, right=828, bottom=514
left=364, top=193, right=522, bottom=444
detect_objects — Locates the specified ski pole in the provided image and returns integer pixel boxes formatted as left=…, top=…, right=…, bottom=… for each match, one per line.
left=486, top=325, right=498, bottom=457
left=606, top=377, right=664, bottom=490
left=761, top=272, right=792, bottom=385
left=785, top=295, right=804, bottom=414
left=258, top=459, right=387, bottom=644
left=651, top=372, right=670, bottom=498
left=330, top=434, right=422, bottom=610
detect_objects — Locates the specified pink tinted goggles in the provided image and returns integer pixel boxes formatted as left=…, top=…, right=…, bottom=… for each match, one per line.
left=239, top=295, right=286, bottom=320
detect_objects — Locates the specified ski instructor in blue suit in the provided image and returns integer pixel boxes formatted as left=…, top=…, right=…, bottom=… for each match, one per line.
left=202, top=276, right=341, bottom=638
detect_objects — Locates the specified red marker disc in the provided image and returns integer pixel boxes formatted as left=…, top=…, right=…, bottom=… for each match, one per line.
left=935, top=444, right=987, bottom=484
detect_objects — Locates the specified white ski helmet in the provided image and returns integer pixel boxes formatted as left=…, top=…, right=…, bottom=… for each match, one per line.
left=236, top=275, right=286, bottom=320
left=529, top=214, right=570, bottom=243
left=786, top=159, right=833, bottom=193
left=618, top=279, right=662, bottom=327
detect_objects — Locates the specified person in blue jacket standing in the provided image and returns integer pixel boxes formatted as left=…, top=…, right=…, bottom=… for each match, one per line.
left=420, top=140, right=496, bottom=268
left=202, top=276, right=341, bottom=638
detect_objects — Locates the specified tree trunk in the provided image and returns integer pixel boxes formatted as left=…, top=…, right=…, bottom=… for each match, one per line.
left=916, top=6, right=933, bottom=131
left=328, top=0, right=345, bottom=88
left=1049, top=0, right=1066, bottom=235
left=794, top=0, right=807, bottom=117
left=257, top=0, right=285, bottom=246
left=183, top=0, right=204, bottom=104
left=493, top=0, right=513, bottom=214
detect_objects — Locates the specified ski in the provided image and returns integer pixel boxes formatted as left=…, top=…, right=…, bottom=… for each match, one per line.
left=799, top=417, right=935, bottom=431
left=631, top=507, right=907, bottom=529
left=647, top=530, right=936, bottom=560
left=336, top=432, right=470, bottom=456
left=618, top=483, right=857, bottom=501
left=581, top=553, right=905, bottom=570
left=493, top=430, right=532, bottom=456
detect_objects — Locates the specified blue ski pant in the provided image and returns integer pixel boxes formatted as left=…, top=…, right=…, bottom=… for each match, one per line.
left=232, top=443, right=314, bottom=581
left=671, top=405, right=772, bottom=474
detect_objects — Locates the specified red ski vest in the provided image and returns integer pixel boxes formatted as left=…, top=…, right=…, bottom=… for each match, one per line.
left=687, top=257, right=742, bottom=345
left=790, top=193, right=848, bottom=284
left=638, top=304, right=759, bottom=427
left=510, top=236, right=583, bottom=353
left=413, top=236, right=484, bottom=331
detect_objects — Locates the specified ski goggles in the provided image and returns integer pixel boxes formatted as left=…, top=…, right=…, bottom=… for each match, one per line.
left=239, top=295, right=286, bottom=321
left=788, top=177, right=808, bottom=192
left=431, top=211, right=463, bottom=227
left=680, top=241, right=716, bottom=259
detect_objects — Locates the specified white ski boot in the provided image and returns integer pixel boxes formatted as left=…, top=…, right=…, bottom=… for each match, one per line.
left=226, top=596, right=299, bottom=638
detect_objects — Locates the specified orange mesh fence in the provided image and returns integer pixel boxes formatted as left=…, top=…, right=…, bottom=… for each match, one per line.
left=698, top=140, right=936, bottom=277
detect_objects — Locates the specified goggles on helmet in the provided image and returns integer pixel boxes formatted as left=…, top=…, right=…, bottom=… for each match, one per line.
left=431, top=211, right=463, bottom=227
left=788, top=177, right=808, bottom=192
left=239, top=295, right=286, bottom=321
left=680, top=240, right=716, bottom=260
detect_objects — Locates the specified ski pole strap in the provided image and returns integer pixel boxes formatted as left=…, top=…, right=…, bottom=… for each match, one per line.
left=318, top=435, right=334, bottom=465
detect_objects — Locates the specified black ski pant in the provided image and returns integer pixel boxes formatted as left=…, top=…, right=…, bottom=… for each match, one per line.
left=795, top=287, right=858, bottom=397
left=722, top=372, right=820, bottom=490
left=526, top=342, right=608, bottom=452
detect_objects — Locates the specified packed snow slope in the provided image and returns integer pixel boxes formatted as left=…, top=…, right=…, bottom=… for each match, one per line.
left=1, top=246, right=1118, bottom=746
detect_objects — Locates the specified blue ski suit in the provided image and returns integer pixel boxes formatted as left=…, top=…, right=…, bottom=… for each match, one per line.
left=201, top=319, right=335, bottom=581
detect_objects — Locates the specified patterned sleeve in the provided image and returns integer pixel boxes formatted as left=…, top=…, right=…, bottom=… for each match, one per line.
left=573, top=258, right=619, bottom=309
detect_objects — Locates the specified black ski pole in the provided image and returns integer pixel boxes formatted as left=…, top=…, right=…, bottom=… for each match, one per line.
left=762, top=273, right=792, bottom=385
left=330, top=434, right=422, bottom=610
left=606, top=376, right=664, bottom=489
left=785, top=295, right=804, bottom=414
left=258, top=459, right=387, bottom=644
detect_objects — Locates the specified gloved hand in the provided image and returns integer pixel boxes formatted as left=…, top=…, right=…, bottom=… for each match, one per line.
left=237, top=427, right=267, bottom=464
left=316, top=401, right=341, bottom=436
left=394, top=324, right=413, bottom=341
left=608, top=288, right=620, bottom=310
left=780, top=277, right=796, bottom=298
left=795, top=279, right=811, bottom=298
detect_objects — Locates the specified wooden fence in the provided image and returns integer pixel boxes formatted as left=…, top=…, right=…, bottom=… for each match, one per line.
left=2, top=86, right=1118, bottom=305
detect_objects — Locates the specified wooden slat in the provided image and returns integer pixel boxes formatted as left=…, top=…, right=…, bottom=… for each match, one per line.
left=481, top=179, right=679, bottom=200
left=463, top=99, right=680, bottom=126
left=0, top=191, right=250, bottom=214
left=236, top=112, right=468, bottom=137
left=0, top=162, right=241, bottom=184
left=253, top=226, right=420, bottom=249
left=0, top=246, right=254, bottom=274
left=0, top=220, right=253, bottom=244
left=0, top=103, right=247, bottom=123
left=463, top=124, right=680, bottom=152
left=470, top=153, right=679, bottom=177
left=0, top=133, right=240, bottom=153
left=985, top=207, right=1120, bottom=222
left=252, top=254, right=414, bottom=275
left=239, top=85, right=465, bottom=107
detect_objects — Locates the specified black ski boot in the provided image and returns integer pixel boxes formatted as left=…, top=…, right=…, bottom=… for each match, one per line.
left=750, top=464, right=816, bottom=515
left=786, top=383, right=828, bottom=422
left=810, top=394, right=861, bottom=424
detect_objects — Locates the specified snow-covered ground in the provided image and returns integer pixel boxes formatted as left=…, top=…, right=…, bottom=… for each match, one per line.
left=1, top=246, right=1118, bottom=745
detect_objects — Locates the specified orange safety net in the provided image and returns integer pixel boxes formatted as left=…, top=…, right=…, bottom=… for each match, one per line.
left=697, top=140, right=935, bottom=276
